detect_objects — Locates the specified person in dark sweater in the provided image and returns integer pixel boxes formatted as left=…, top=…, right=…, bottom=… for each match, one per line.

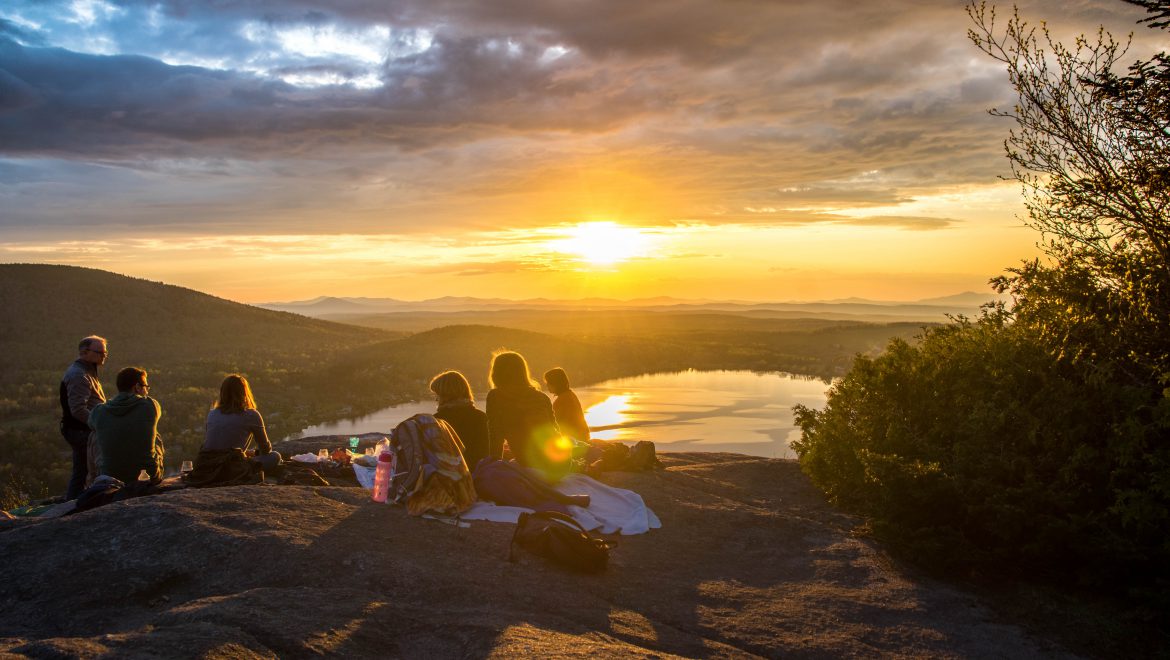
left=202, top=374, right=281, bottom=471
left=543, top=367, right=590, bottom=443
left=89, top=367, right=164, bottom=484
left=485, top=351, right=570, bottom=479
left=60, top=335, right=108, bottom=499
left=429, top=370, right=489, bottom=472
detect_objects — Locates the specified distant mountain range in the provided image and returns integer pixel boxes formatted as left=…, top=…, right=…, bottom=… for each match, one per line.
left=257, top=291, right=1006, bottom=321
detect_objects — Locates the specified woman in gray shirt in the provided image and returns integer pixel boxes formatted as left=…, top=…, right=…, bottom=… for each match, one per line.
left=203, top=374, right=282, bottom=471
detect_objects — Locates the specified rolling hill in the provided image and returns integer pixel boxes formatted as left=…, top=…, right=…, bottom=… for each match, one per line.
left=0, top=264, right=391, bottom=372
left=0, top=264, right=395, bottom=499
left=0, top=264, right=928, bottom=501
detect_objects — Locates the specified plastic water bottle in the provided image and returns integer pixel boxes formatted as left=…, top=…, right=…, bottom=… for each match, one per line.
left=372, top=451, right=394, bottom=503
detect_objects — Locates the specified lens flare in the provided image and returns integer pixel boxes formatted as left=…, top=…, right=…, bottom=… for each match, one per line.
left=542, top=434, right=575, bottom=463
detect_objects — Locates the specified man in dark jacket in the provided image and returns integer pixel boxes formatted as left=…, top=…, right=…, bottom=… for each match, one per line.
left=60, top=335, right=107, bottom=500
left=89, top=367, right=164, bottom=484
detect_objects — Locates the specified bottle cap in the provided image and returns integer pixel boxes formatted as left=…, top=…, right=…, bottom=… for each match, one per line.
left=378, top=451, right=393, bottom=462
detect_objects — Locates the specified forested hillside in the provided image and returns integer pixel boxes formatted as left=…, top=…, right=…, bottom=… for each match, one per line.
left=0, top=264, right=925, bottom=504
left=0, top=264, right=396, bottom=501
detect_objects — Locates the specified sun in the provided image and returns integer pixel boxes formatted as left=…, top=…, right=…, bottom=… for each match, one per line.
left=549, top=222, right=652, bottom=266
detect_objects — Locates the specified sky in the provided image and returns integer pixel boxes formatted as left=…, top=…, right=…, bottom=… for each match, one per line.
left=0, top=0, right=1163, bottom=303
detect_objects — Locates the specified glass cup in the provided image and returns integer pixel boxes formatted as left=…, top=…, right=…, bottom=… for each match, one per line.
left=364, top=447, right=375, bottom=457
left=180, top=460, right=193, bottom=474
left=318, top=448, right=329, bottom=461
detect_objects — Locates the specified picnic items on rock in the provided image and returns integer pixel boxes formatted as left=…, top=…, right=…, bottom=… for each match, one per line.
left=372, top=451, right=394, bottom=503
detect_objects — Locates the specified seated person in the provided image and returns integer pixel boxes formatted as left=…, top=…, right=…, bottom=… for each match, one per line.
left=430, top=370, right=490, bottom=471
left=543, top=367, right=590, bottom=443
left=202, top=374, right=281, bottom=471
left=89, top=367, right=164, bottom=484
left=485, top=351, right=569, bottom=479
left=473, top=457, right=589, bottom=513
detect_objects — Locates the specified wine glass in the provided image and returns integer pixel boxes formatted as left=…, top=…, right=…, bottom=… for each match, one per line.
left=180, top=460, right=193, bottom=474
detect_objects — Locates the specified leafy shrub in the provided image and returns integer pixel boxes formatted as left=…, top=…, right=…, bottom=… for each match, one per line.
left=793, top=305, right=1170, bottom=594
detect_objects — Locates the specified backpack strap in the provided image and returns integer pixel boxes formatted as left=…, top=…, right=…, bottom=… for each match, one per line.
left=507, top=511, right=532, bottom=563
left=529, top=510, right=591, bottom=535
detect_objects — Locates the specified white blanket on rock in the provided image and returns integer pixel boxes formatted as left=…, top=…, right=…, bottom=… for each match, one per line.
left=459, top=473, right=661, bottom=535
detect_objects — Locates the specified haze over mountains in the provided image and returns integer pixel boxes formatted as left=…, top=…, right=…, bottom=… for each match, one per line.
left=259, top=291, right=1004, bottom=322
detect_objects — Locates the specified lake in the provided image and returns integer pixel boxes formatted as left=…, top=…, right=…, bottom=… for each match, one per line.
left=293, top=369, right=829, bottom=459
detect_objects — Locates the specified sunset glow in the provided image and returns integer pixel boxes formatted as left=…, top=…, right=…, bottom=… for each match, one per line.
left=547, top=223, right=655, bottom=267
left=1, top=1, right=1157, bottom=303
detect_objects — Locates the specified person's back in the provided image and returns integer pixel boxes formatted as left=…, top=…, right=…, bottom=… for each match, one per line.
left=200, top=374, right=281, bottom=472
left=544, top=367, right=589, bottom=443
left=434, top=403, right=489, bottom=470
left=89, top=367, right=163, bottom=484
left=204, top=407, right=270, bottom=453
left=552, top=389, right=589, bottom=442
left=429, top=370, right=490, bottom=471
left=486, top=385, right=558, bottom=466
left=486, top=351, right=564, bottom=477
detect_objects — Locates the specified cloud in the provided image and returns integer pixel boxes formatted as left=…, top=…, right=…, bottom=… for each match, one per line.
left=0, top=0, right=1071, bottom=161
left=831, top=215, right=956, bottom=231
left=686, top=208, right=957, bottom=231
left=0, top=0, right=1154, bottom=242
left=426, top=260, right=554, bottom=277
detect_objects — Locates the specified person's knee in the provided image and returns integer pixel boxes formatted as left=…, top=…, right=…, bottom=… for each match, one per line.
left=255, top=451, right=282, bottom=470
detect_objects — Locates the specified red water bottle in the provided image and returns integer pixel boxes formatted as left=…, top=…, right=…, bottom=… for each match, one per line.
left=372, top=451, right=394, bottom=503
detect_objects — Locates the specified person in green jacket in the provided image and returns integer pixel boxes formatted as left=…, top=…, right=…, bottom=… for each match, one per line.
left=89, top=367, right=164, bottom=484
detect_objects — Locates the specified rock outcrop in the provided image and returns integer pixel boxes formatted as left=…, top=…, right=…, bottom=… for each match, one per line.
left=0, top=454, right=1070, bottom=658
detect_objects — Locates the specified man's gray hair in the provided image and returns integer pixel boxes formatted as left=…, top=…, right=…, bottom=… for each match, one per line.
left=78, top=335, right=107, bottom=351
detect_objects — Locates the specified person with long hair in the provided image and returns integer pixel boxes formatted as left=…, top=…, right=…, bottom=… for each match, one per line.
left=429, top=370, right=489, bottom=471
left=485, top=350, right=570, bottom=477
left=543, top=367, right=590, bottom=444
left=202, top=374, right=281, bottom=471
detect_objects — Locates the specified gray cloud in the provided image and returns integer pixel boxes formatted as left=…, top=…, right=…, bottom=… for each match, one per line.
left=678, top=209, right=957, bottom=231
left=832, top=215, right=956, bottom=231
left=0, top=0, right=1157, bottom=237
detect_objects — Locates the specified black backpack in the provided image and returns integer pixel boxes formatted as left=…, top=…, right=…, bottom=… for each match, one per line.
left=508, top=510, right=614, bottom=573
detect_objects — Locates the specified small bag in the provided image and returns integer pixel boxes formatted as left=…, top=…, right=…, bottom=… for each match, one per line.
left=508, top=510, right=614, bottom=573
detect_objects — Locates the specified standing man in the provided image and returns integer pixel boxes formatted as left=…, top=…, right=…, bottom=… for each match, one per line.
left=60, top=335, right=107, bottom=500
left=89, top=367, right=164, bottom=484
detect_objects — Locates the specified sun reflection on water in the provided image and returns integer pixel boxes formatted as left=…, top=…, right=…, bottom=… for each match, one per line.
left=584, top=394, right=631, bottom=440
